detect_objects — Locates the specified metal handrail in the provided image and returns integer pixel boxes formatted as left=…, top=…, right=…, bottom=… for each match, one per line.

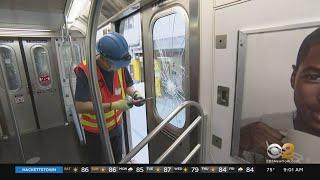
left=87, top=0, right=115, bottom=163
left=119, top=100, right=204, bottom=164
left=154, top=116, right=202, bottom=163
left=181, top=144, right=201, bottom=164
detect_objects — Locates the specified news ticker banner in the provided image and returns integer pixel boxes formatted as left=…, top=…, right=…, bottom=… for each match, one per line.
left=7, top=164, right=313, bottom=174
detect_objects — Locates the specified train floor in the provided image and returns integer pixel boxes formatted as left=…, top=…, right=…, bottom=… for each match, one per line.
left=0, top=123, right=89, bottom=164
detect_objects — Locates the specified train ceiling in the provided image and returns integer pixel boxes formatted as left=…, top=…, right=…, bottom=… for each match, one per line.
left=0, top=0, right=67, bottom=31
left=0, top=0, right=156, bottom=33
left=99, top=0, right=136, bottom=24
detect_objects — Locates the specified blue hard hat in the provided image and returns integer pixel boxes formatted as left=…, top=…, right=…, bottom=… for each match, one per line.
left=97, top=32, right=131, bottom=68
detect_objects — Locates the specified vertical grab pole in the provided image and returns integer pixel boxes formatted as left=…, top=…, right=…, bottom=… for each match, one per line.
left=86, top=0, right=115, bottom=163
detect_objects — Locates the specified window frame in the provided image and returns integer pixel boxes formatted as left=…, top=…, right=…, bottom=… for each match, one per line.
left=150, top=6, right=189, bottom=130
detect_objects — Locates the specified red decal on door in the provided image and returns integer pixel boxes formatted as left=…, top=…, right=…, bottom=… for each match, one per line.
left=39, top=74, right=51, bottom=86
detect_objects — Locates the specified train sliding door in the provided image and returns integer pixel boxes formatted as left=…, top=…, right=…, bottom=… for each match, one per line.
left=0, top=38, right=37, bottom=134
left=0, top=37, right=84, bottom=163
left=141, top=0, right=200, bottom=163
left=0, top=38, right=36, bottom=162
left=22, top=38, right=66, bottom=129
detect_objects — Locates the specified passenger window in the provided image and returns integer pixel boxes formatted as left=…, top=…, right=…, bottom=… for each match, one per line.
left=61, top=44, right=72, bottom=78
left=73, top=44, right=82, bottom=65
left=152, top=9, right=187, bottom=128
left=60, top=43, right=81, bottom=79
left=0, top=46, right=21, bottom=91
left=32, top=46, right=52, bottom=88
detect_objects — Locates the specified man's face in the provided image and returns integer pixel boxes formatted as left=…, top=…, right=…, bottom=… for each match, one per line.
left=97, top=55, right=114, bottom=71
left=292, top=44, right=320, bottom=132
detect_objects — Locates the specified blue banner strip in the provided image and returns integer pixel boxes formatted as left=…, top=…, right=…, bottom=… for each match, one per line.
left=15, top=166, right=63, bottom=174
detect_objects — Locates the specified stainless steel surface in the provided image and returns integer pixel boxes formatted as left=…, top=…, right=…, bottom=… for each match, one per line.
left=64, top=0, right=73, bottom=16
left=0, top=40, right=26, bottom=162
left=215, top=34, right=227, bottom=49
left=0, top=68, right=26, bottom=162
left=99, top=0, right=136, bottom=25
left=0, top=39, right=37, bottom=134
left=0, top=121, right=3, bottom=137
left=0, top=0, right=66, bottom=13
left=22, top=38, right=66, bottom=129
left=65, top=16, right=86, bottom=144
left=67, top=32, right=86, bottom=144
left=0, top=29, right=61, bottom=38
left=119, top=100, right=204, bottom=164
left=181, top=144, right=200, bottom=164
left=231, top=31, right=247, bottom=158
left=188, top=0, right=201, bottom=162
left=0, top=0, right=67, bottom=31
left=200, top=114, right=207, bottom=163
left=217, top=86, right=229, bottom=106
left=141, top=0, right=200, bottom=163
left=212, top=133, right=222, bottom=149
left=87, top=0, right=115, bottom=163
left=98, top=0, right=158, bottom=29
left=189, top=0, right=200, bottom=103
left=51, top=38, right=70, bottom=125
left=154, top=116, right=202, bottom=164
left=54, top=36, right=86, bottom=144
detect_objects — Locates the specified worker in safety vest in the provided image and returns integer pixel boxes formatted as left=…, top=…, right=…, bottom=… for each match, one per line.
left=74, top=32, right=145, bottom=163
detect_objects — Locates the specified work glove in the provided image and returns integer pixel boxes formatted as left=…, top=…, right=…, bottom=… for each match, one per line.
left=132, top=91, right=145, bottom=107
left=110, top=99, right=133, bottom=111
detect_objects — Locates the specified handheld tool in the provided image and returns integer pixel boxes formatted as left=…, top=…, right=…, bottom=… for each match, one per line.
left=129, top=97, right=154, bottom=106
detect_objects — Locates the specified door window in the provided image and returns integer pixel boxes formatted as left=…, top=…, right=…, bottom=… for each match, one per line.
left=32, top=46, right=52, bottom=88
left=152, top=7, right=188, bottom=128
left=0, top=45, right=21, bottom=91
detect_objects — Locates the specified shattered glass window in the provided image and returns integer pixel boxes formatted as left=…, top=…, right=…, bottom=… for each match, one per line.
left=153, top=11, right=186, bottom=128
left=0, top=46, right=21, bottom=91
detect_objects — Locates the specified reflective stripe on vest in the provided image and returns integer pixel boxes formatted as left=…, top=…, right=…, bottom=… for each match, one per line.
left=80, top=114, right=122, bottom=129
left=76, top=65, right=126, bottom=133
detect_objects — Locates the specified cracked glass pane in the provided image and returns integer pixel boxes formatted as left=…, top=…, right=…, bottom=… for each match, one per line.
left=153, top=12, right=186, bottom=128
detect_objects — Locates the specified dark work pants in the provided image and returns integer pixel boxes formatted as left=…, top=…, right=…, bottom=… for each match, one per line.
left=84, top=123, right=123, bottom=164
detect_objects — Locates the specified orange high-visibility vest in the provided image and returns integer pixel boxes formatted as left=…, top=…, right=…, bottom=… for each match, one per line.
left=74, top=62, right=127, bottom=133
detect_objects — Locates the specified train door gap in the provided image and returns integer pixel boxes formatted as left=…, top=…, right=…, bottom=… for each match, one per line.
left=18, top=38, right=40, bottom=130
left=122, top=113, right=130, bottom=154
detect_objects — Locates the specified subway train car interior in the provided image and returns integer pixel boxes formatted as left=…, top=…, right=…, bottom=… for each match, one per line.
left=0, top=0, right=320, bottom=167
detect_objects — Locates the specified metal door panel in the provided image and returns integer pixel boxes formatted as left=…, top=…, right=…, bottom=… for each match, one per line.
left=0, top=38, right=35, bottom=163
left=0, top=74, right=15, bottom=136
left=22, top=38, right=66, bottom=129
left=0, top=38, right=37, bottom=134
left=0, top=80, right=24, bottom=163
left=141, top=0, right=200, bottom=163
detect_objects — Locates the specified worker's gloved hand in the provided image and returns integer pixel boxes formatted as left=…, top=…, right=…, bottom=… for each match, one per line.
left=132, top=91, right=145, bottom=107
left=110, top=99, right=133, bottom=111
